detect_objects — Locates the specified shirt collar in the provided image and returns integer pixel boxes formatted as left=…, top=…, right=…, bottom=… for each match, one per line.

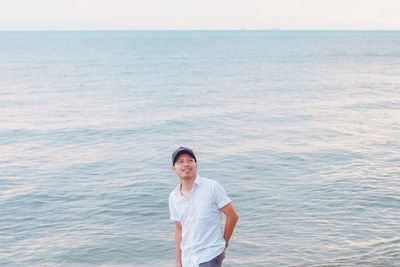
left=173, top=175, right=202, bottom=195
left=193, top=175, right=202, bottom=186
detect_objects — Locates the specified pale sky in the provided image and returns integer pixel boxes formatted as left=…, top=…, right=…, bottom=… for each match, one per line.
left=0, top=0, right=399, bottom=31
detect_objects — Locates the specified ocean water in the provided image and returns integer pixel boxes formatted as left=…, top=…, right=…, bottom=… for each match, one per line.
left=0, top=30, right=399, bottom=266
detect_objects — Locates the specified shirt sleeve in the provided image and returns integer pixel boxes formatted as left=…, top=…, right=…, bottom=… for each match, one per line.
left=169, top=193, right=180, bottom=222
left=213, top=181, right=232, bottom=209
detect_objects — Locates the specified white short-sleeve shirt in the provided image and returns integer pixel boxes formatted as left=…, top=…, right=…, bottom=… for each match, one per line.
left=169, top=175, right=232, bottom=267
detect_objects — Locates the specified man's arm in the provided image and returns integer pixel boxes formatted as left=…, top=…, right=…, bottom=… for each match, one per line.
left=220, top=203, right=239, bottom=249
left=175, top=221, right=182, bottom=267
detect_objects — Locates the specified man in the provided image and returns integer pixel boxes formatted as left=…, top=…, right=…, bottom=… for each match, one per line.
left=169, top=147, right=239, bottom=267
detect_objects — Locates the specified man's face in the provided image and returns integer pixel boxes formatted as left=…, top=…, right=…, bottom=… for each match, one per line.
left=172, top=153, right=197, bottom=180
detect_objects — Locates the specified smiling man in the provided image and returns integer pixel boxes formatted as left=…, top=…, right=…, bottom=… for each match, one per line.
left=169, top=147, right=238, bottom=267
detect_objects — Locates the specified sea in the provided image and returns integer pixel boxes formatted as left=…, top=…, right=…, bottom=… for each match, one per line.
left=0, top=30, right=399, bottom=266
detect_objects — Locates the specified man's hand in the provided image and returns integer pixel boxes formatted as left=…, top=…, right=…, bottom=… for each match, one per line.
left=220, top=203, right=238, bottom=263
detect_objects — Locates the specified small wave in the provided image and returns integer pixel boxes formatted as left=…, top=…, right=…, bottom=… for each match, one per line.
left=0, top=184, right=36, bottom=202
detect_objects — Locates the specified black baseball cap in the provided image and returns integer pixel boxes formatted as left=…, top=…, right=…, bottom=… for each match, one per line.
left=172, top=147, right=197, bottom=165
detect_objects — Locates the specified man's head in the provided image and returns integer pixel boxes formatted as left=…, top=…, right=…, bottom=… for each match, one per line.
left=172, top=147, right=197, bottom=180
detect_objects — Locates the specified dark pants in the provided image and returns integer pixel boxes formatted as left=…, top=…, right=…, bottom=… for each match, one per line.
left=199, top=253, right=224, bottom=267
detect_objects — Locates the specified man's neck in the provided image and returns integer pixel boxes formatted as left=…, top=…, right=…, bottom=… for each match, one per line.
left=180, top=175, right=197, bottom=191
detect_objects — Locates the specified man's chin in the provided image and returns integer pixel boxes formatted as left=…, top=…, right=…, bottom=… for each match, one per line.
left=180, top=173, right=195, bottom=180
